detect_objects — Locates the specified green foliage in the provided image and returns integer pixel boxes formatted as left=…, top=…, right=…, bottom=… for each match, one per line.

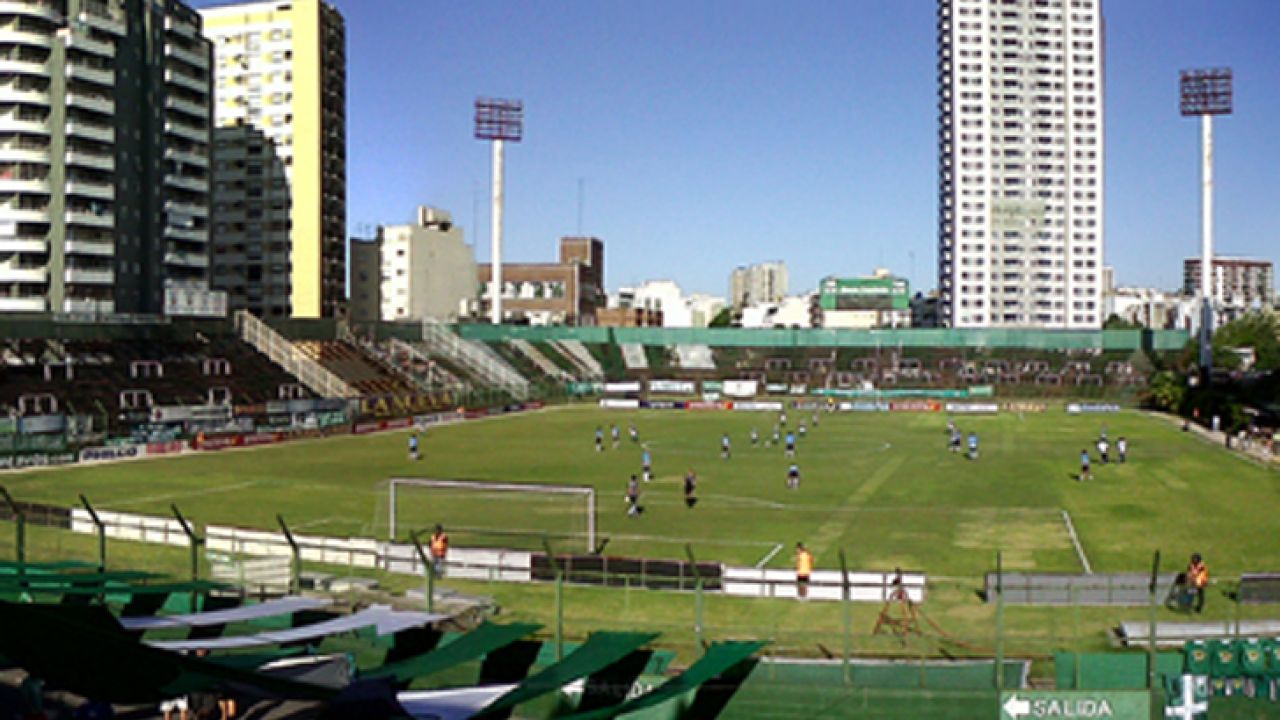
left=1144, top=371, right=1186, bottom=411
left=1103, top=314, right=1141, bottom=330
left=709, top=308, right=734, bottom=327
left=1213, top=310, right=1280, bottom=370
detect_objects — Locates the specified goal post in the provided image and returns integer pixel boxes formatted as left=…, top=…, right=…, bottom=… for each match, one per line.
left=388, top=477, right=596, bottom=553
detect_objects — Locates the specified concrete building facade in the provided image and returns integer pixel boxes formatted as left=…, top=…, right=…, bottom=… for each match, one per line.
left=937, top=0, right=1104, bottom=328
left=475, top=236, right=604, bottom=325
left=200, top=0, right=346, bottom=319
left=377, top=206, right=474, bottom=322
left=0, top=0, right=214, bottom=315
left=1183, top=257, right=1274, bottom=315
left=730, top=261, right=787, bottom=308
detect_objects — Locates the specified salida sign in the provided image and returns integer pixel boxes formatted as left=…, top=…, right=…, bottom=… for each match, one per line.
left=1000, top=691, right=1150, bottom=720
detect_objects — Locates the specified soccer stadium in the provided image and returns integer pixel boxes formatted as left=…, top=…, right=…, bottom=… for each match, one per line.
left=1, top=314, right=1278, bottom=718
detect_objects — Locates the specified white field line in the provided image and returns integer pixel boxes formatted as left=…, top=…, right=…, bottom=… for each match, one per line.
left=755, top=543, right=785, bottom=568
left=1061, top=508, right=1092, bottom=575
left=110, top=479, right=263, bottom=508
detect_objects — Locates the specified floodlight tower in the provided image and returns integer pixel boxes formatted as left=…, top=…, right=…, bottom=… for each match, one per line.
left=1179, top=69, right=1232, bottom=372
left=474, top=98, right=524, bottom=325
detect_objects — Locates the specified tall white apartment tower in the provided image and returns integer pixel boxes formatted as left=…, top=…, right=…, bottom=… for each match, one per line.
left=937, top=0, right=1104, bottom=328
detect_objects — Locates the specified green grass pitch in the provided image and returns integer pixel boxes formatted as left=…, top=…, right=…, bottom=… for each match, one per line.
left=5, top=403, right=1277, bottom=579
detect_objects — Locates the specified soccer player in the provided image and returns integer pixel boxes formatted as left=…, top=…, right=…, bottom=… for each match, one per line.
left=721, top=433, right=731, bottom=460
left=949, top=427, right=962, bottom=454
left=625, top=474, right=640, bottom=517
left=629, top=424, right=639, bottom=444
left=750, top=427, right=759, bottom=446
left=812, top=411, right=820, bottom=427
left=785, top=431, right=796, bottom=458
left=1079, top=449, right=1092, bottom=481
left=795, top=542, right=813, bottom=599
left=1097, top=436, right=1109, bottom=464
left=1117, top=436, right=1128, bottom=464
left=594, top=426, right=604, bottom=452
left=429, top=524, right=449, bottom=577
left=611, top=424, right=621, bottom=449
left=408, top=433, right=420, bottom=461
left=683, top=469, right=697, bottom=508
left=642, top=447, right=653, bottom=482
left=798, top=423, right=807, bottom=439
left=967, top=432, right=979, bottom=460
left=771, top=425, right=781, bottom=446
left=779, top=411, right=788, bottom=427
left=786, top=463, right=800, bottom=490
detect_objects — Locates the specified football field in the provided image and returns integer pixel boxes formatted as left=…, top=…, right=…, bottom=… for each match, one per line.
left=4, top=403, right=1277, bottom=580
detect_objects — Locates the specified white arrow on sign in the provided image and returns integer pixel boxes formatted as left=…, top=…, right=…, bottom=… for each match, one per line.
left=1003, top=694, right=1031, bottom=719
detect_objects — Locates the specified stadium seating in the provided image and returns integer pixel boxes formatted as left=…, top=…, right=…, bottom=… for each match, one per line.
left=293, top=340, right=416, bottom=396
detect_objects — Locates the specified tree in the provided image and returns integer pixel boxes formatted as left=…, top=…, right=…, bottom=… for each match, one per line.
left=1144, top=371, right=1186, bottom=412
left=1103, top=313, right=1141, bottom=330
left=1213, top=310, right=1280, bottom=371
left=709, top=308, right=733, bottom=327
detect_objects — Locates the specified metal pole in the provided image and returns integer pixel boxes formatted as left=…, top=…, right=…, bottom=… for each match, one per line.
left=79, top=494, right=106, bottom=572
left=839, top=550, right=852, bottom=686
left=276, top=514, right=301, bottom=595
left=389, top=480, right=397, bottom=541
left=995, top=550, right=1004, bottom=691
left=490, top=138, right=504, bottom=325
left=171, top=504, right=201, bottom=610
left=1, top=487, right=25, bottom=574
left=586, top=490, right=597, bottom=554
left=1148, top=550, right=1161, bottom=690
left=1199, top=114, right=1214, bottom=371
left=543, top=537, right=563, bottom=661
left=686, top=545, right=704, bottom=648
left=410, top=531, right=435, bottom=613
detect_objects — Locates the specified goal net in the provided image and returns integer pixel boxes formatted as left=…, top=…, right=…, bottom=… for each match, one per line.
left=386, top=477, right=597, bottom=553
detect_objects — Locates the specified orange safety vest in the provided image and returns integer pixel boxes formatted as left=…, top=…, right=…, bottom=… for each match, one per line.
left=796, top=550, right=813, bottom=576
left=1189, top=561, right=1208, bottom=588
left=430, top=532, right=449, bottom=559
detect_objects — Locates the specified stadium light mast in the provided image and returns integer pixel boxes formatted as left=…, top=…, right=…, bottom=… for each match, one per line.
left=474, top=98, right=524, bottom=325
left=1179, top=68, right=1232, bottom=373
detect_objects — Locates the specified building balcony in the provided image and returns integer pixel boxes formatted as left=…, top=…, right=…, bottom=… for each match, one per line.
left=0, top=82, right=50, bottom=104
left=66, top=178, right=113, bottom=200
left=164, top=250, right=209, bottom=268
left=164, top=200, right=207, bottom=219
left=164, top=119, right=208, bottom=143
left=0, top=113, right=51, bottom=135
left=64, top=209, right=113, bottom=228
left=164, top=68, right=205, bottom=93
left=65, top=120, right=112, bottom=142
left=0, top=296, right=47, bottom=312
left=0, top=27, right=53, bottom=49
left=0, top=2, right=61, bottom=22
left=65, top=149, right=113, bottom=171
left=66, top=62, right=114, bottom=87
left=0, top=237, right=45, bottom=253
left=165, top=94, right=208, bottom=118
left=64, top=238, right=113, bottom=256
left=0, top=176, right=50, bottom=194
left=165, top=224, right=206, bottom=243
left=62, top=298, right=113, bottom=313
left=0, top=141, right=47, bottom=162
left=0, top=204, right=48, bottom=222
left=165, top=43, right=209, bottom=71
left=67, top=91, right=115, bottom=115
left=64, top=267, right=113, bottom=284
left=164, top=15, right=198, bottom=38
left=77, top=9, right=126, bottom=36
left=164, top=147, right=208, bottom=168
left=0, top=54, right=47, bottom=76
left=164, top=173, right=207, bottom=193
left=0, top=265, right=48, bottom=283
left=65, top=31, right=113, bottom=57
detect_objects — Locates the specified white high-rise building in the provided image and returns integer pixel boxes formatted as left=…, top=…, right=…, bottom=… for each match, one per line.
left=730, top=262, right=788, bottom=308
left=937, top=0, right=1104, bottom=328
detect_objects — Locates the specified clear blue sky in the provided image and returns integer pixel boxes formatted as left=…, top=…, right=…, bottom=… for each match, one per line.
left=215, top=1, right=1280, bottom=298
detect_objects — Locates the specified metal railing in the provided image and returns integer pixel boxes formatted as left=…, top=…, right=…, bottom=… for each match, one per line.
left=233, top=310, right=357, bottom=399
left=387, top=338, right=469, bottom=394
left=420, top=320, right=529, bottom=399
left=510, top=339, right=573, bottom=382
left=554, top=340, right=605, bottom=380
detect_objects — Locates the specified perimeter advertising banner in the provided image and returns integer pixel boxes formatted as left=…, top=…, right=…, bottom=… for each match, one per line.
left=723, top=380, right=759, bottom=398
left=1066, top=403, right=1122, bottom=414
left=648, top=380, right=696, bottom=395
